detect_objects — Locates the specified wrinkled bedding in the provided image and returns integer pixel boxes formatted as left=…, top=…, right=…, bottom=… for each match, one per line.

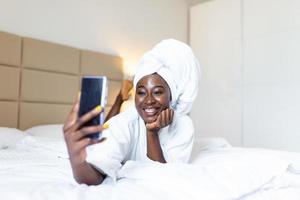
left=0, top=136, right=299, bottom=200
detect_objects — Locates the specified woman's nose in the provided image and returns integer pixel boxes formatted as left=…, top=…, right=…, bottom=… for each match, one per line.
left=145, top=94, right=155, bottom=105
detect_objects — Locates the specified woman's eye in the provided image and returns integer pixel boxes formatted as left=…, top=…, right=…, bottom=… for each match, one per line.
left=137, top=91, right=146, bottom=96
left=154, top=90, right=163, bottom=95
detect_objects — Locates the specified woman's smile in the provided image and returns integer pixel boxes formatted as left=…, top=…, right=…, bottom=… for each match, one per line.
left=135, top=73, right=171, bottom=123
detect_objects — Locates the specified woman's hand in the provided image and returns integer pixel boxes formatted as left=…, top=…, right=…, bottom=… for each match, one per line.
left=145, top=108, right=174, bottom=132
left=63, top=94, right=107, bottom=166
left=120, top=79, right=133, bottom=101
left=145, top=108, right=173, bottom=163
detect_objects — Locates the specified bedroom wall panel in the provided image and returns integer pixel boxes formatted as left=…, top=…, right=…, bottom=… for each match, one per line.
left=22, top=38, right=80, bottom=74
left=191, top=0, right=300, bottom=152
left=0, top=65, right=20, bottom=100
left=242, top=0, right=300, bottom=152
left=107, top=80, right=122, bottom=107
left=0, top=31, right=123, bottom=130
left=0, top=31, right=21, bottom=67
left=21, top=69, right=79, bottom=103
left=19, top=103, right=72, bottom=130
left=81, top=50, right=123, bottom=81
left=0, top=101, right=18, bottom=128
left=190, top=0, right=242, bottom=146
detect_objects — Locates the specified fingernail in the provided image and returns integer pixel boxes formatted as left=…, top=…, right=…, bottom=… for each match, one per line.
left=103, top=123, right=109, bottom=129
left=95, top=105, right=102, bottom=112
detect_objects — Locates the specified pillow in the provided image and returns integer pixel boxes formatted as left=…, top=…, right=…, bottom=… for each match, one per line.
left=0, top=127, right=26, bottom=149
left=190, top=137, right=232, bottom=162
left=194, top=137, right=231, bottom=150
left=24, top=124, right=64, bottom=139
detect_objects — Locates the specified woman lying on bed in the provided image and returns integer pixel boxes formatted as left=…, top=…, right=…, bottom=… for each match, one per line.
left=63, top=39, right=201, bottom=185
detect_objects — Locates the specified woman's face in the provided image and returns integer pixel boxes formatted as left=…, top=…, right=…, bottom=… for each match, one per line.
left=135, top=73, right=171, bottom=123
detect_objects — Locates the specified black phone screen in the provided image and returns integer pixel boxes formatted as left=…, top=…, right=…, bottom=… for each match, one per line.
left=79, top=76, right=107, bottom=139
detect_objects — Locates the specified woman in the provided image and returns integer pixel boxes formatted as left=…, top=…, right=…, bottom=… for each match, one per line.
left=63, top=39, right=201, bottom=185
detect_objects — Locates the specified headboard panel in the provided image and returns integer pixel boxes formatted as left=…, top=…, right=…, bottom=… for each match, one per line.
left=21, top=69, right=78, bottom=103
left=0, top=101, right=18, bottom=128
left=0, top=65, right=20, bottom=100
left=22, top=37, right=80, bottom=74
left=0, top=31, right=123, bottom=130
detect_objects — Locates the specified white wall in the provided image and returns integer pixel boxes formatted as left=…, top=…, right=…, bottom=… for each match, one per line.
left=190, top=0, right=242, bottom=146
left=190, top=0, right=300, bottom=152
left=243, top=0, right=300, bottom=152
left=0, top=0, right=188, bottom=76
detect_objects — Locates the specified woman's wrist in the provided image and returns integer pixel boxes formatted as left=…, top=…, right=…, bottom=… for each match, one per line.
left=69, top=155, right=85, bottom=168
left=71, top=160, right=104, bottom=185
left=115, top=92, right=124, bottom=104
left=146, top=129, right=159, bottom=138
left=146, top=129, right=166, bottom=163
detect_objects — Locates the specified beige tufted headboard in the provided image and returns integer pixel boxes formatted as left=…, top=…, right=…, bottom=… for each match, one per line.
left=0, top=31, right=123, bottom=130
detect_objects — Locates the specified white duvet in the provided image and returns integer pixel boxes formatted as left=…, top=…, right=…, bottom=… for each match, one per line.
left=0, top=136, right=299, bottom=200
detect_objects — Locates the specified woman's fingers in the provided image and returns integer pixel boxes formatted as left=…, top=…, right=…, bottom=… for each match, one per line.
left=165, top=109, right=170, bottom=126
left=72, top=106, right=103, bottom=131
left=161, top=109, right=169, bottom=127
left=170, top=109, right=174, bottom=123
left=63, top=102, right=79, bottom=132
left=63, top=93, right=81, bottom=132
left=146, top=122, right=156, bottom=130
left=67, top=132, right=107, bottom=153
left=74, top=137, right=91, bottom=151
left=166, top=108, right=173, bottom=124
left=72, top=92, right=81, bottom=114
left=90, top=137, right=107, bottom=145
left=160, top=108, right=173, bottom=128
left=73, top=125, right=107, bottom=141
left=157, top=113, right=163, bottom=127
left=76, top=137, right=107, bottom=150
left=146, top=108, right=174, bottom=131
left=145, top=115, right=160, bottom=130
left=160, top=110, right=166, bottom=127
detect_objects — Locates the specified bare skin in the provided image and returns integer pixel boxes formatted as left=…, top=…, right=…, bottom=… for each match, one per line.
left=63, top=94, right=108, bottom=185
left=105, top=80, right=133, bottom=122
left=135, top=73, right=174, bottom=163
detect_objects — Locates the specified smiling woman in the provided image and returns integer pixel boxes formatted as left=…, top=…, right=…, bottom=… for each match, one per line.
left=63, top=39, right=201, bottom=185
left=135, top=73, right=174, bottom=163
left=135, top=73, right=172, bottom=124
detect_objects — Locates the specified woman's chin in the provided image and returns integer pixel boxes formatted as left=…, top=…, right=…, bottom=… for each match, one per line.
left=142, top=115, right=157, bottom=124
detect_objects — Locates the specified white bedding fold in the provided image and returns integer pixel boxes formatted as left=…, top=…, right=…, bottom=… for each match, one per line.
left=0, top=136, right=300, bottom=200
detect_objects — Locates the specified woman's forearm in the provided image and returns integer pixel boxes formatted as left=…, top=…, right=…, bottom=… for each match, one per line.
left=104, top=93, right=123, bottom=122
left=146, top=131, right=166, bottom=163
left=71, top=161, right=105, bottom=185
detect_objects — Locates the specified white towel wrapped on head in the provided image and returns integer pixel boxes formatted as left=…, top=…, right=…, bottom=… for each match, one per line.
left=133, top=39, right=201, bottom=116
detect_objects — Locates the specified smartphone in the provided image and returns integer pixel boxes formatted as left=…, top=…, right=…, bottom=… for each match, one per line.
left=79, top=76, right=107, bottom=139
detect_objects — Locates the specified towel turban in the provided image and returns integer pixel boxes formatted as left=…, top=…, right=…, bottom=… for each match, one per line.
left=133, top=39, right=201, bottom=116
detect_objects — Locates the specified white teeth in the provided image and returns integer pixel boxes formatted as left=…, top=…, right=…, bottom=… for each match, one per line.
left=144, top=108, right=156, bottom=113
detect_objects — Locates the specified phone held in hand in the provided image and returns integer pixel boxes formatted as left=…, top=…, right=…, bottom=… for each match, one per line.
left=79, top=76, right=107, bottom=139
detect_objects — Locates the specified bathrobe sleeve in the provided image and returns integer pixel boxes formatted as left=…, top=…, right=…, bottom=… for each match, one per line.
left=161, top=115, right=194, bottom=163
left=86, top=116, right=131, bottom=183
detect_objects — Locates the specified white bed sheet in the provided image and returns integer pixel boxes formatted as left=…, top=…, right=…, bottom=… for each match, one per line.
left=0, top=135, right=299, bottom=200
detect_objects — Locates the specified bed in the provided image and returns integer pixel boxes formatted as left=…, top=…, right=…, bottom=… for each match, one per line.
left=1, top=31, right=300, bottom=200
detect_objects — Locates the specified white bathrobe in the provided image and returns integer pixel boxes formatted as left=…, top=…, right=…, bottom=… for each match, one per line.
left=86, top=106, right=194, bottom=182
left=86, top=39, right=200, bottom=182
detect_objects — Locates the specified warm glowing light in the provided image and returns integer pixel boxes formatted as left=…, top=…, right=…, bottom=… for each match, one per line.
left=122, top=59, right=138, bottom=78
